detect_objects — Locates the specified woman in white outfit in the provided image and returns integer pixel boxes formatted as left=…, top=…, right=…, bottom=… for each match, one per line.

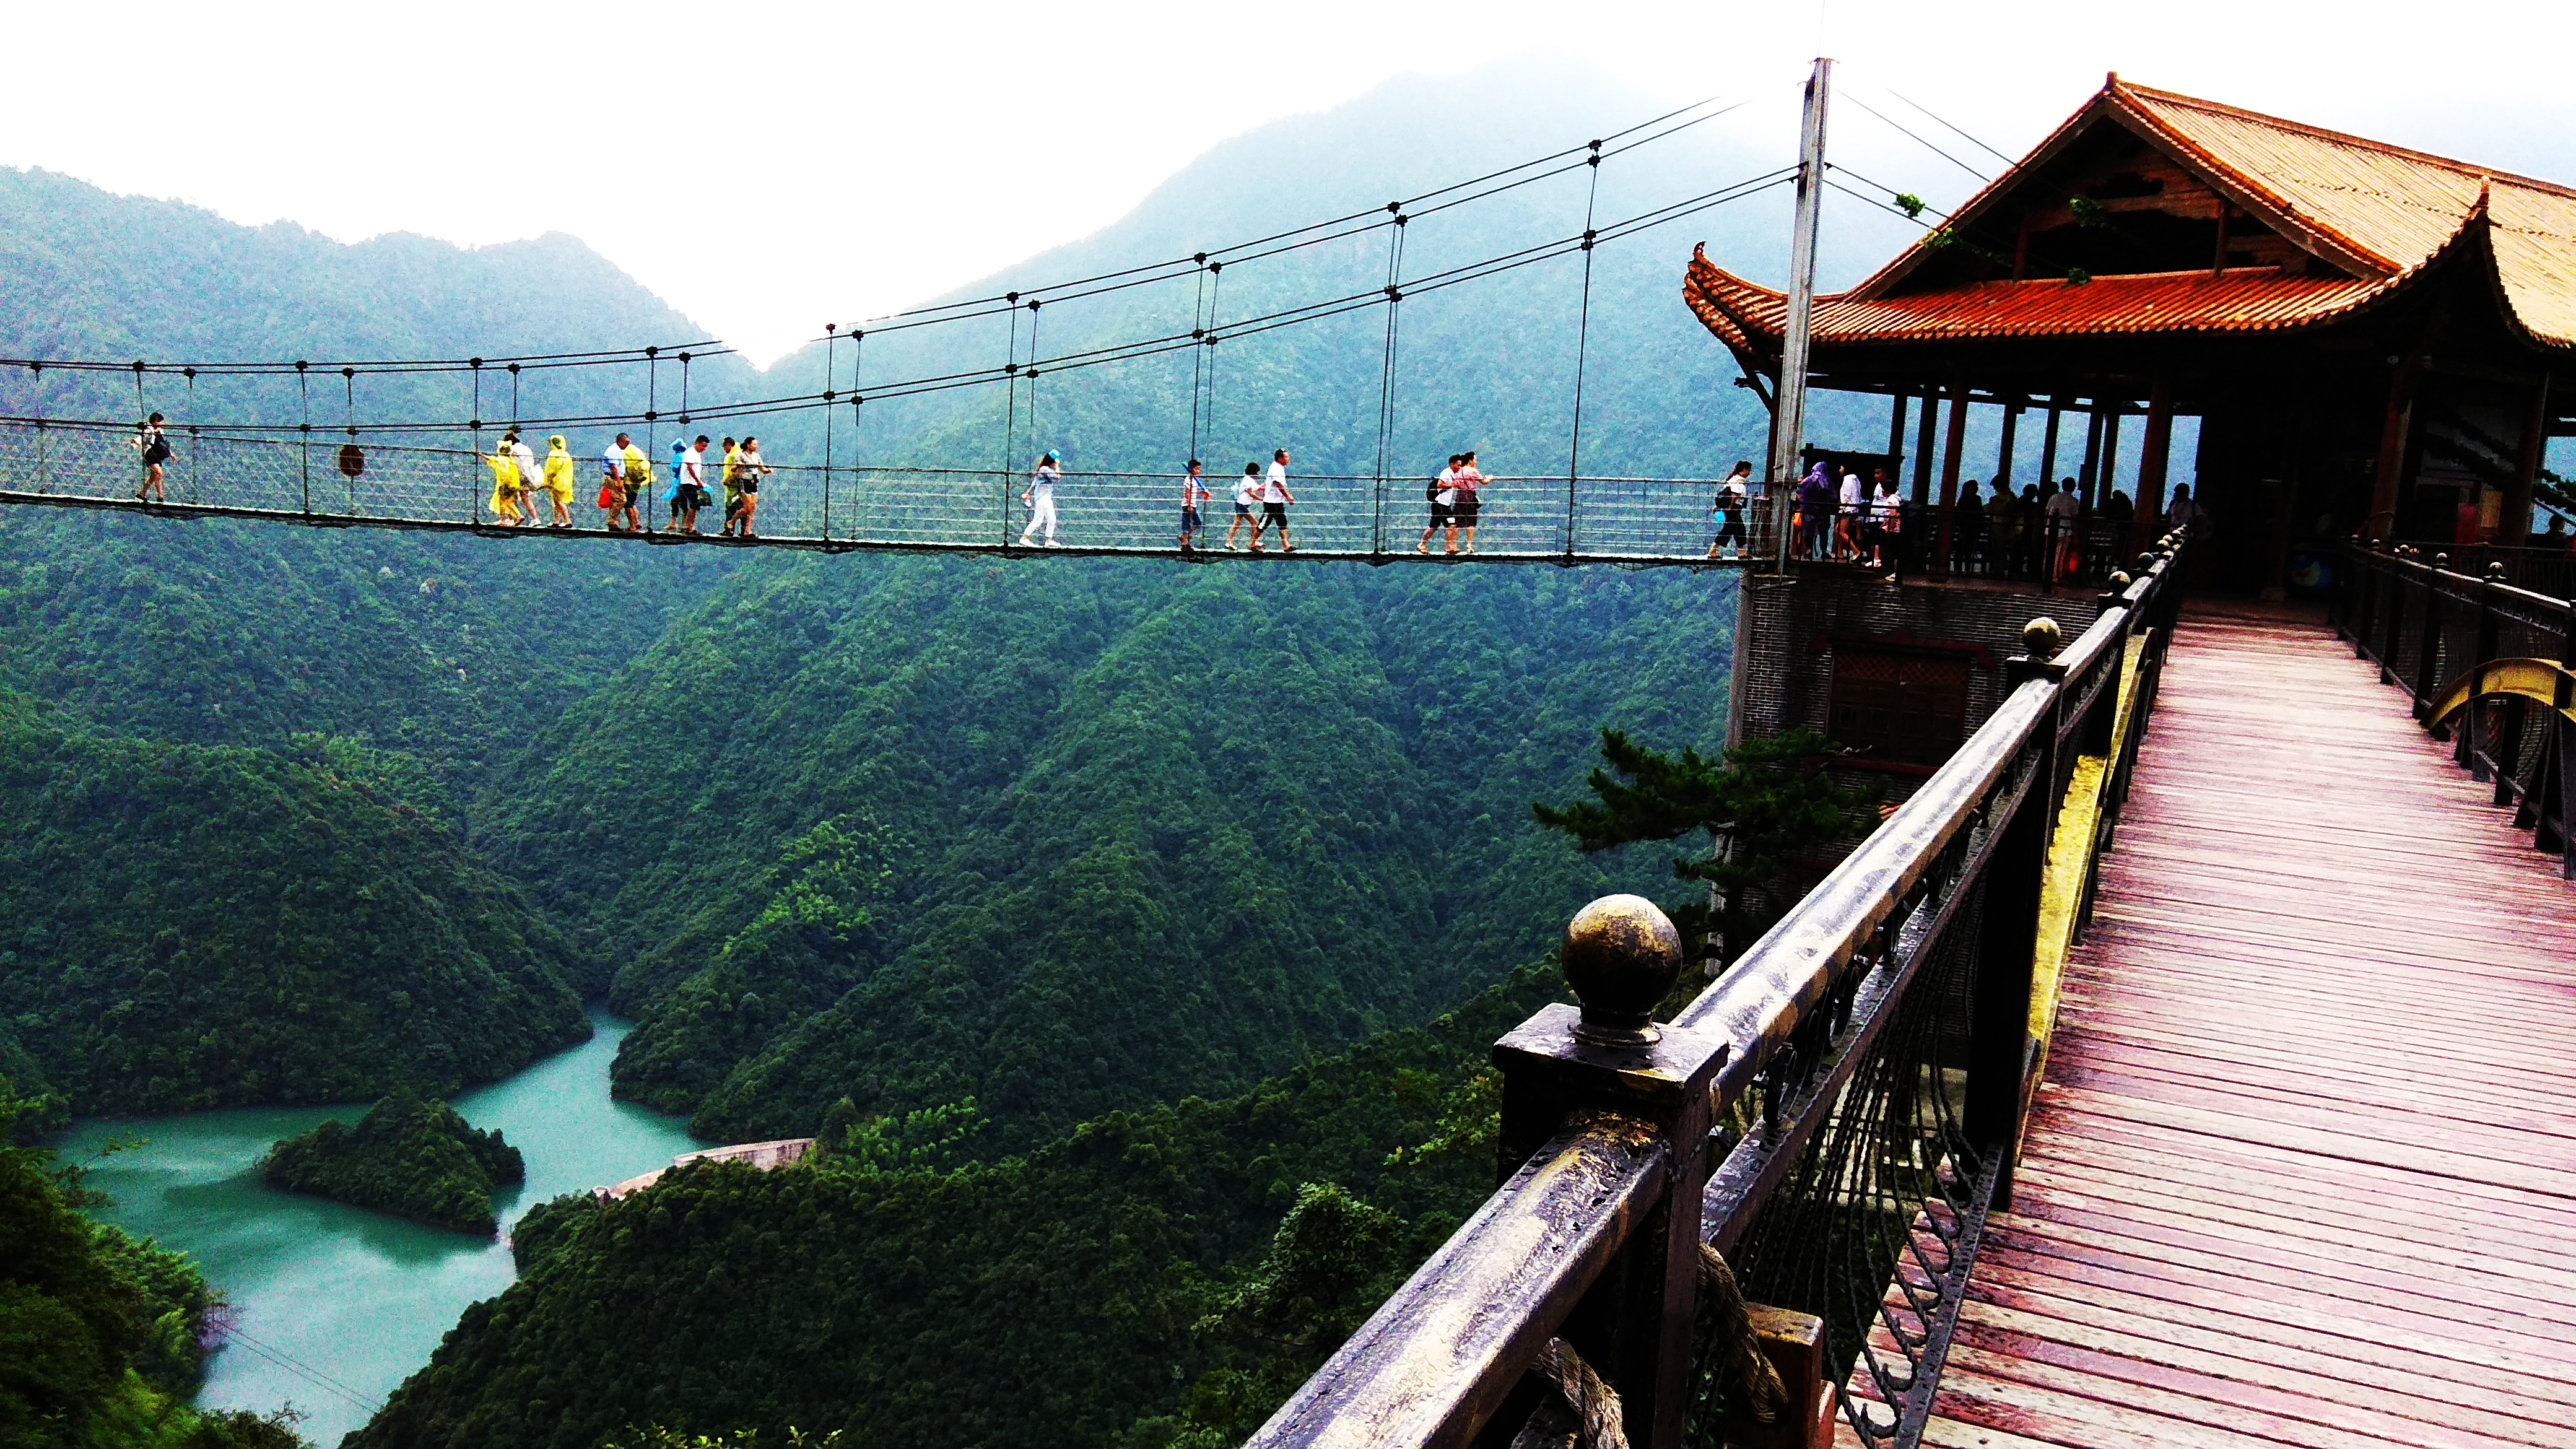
left=1020, top=451, right=1063, bottom=547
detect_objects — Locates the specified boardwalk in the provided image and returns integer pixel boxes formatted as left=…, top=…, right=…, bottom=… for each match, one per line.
left=1902, top=606, right=2576, bottom=1448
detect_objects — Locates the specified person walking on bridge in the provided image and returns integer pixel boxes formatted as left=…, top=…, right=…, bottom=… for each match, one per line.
left=1019, top=450, right=1063, bottom=547
left=733, top=436, right=772, bottom=538
left=600, top=433, right=637, bottom=531
left=1256, top=448, right=1296, bottom=553
left=676, top=435, right=710, bottom=534
left=1178, top=459, right=1209, bottom=551
left=1420, top=455, right=1461, bottom=554
left=541, top=435, right=574, bottom=526
left=1707, top=460, right=1750, bottom=559
left=130, top=412, right=172, bottom=502
left=510, top=432, right=541, bottom=525
left=1225, top=462, right=1261, bottom=551
left=487, top=432, right=528, bottom=526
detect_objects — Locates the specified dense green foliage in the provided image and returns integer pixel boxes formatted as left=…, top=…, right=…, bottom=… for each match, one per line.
left=0, top=690, right=588, bottom=1114
left=0, top=1084, right=303, bottom=1449
left=1536, top=727, right=1879, bottom=967
left=470, top=557, right=1733, bottom=1151
left=259, top=1092, right=526, bottom=1235
left=352, top=965, right=1560, bottom=1449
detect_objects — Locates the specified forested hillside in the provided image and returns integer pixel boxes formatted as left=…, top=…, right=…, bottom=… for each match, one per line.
left=0, top=690, right=590, bottom=1114
left=477, top=555, right=1733, bottom=1151
left=351, top=964, right=1566, bottom=1449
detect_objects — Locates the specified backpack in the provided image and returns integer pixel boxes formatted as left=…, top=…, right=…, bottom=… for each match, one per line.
left=623, top=450, right=651, bottom=486
left=142, top=433, right=172, bottom=466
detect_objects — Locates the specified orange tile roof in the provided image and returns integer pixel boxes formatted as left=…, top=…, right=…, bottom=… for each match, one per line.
left=1688, top=77, right=2576, bottom=352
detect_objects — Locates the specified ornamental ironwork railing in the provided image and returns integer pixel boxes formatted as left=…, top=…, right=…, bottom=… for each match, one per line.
left=2334, top=540, right=2574, bottom=878
left=1250, top=534, right=2191, bottom=1449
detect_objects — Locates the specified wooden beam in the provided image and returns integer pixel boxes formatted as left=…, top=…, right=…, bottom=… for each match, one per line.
left=1936, top=371, right=1970, bottom=571
left=2135, top=375, right=2174, bottom=531
left=2079, top=402, right=2107, bottom=510
left=1886, top=393, right=1910, bottom=480
left=1996, top=401, right=2023, bottom=493
left=2099, top=407, right=2123, bottom=512
left=2039, top=399, right=2065, bottom=489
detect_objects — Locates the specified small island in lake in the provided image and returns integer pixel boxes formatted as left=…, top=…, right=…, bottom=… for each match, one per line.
left=261, top=1090, right=526, bottom=1234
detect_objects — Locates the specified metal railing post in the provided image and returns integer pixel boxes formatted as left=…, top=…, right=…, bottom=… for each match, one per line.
left=2411, top=556, right=2449, bottom=717
left=2466, top=564, right=2504, bottom=779
left=1491, top=899, right=1725, bottom=1449
left=1969, top=618, right=2068, bottom=1208
left=2380, top=547, right=2406, bottom=684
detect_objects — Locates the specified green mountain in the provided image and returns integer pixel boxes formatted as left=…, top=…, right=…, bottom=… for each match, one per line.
left=474, top=555, right=1732, bottom=1151
left=0, top=690, right=588, bottom=1114
left=349, top=964, right=1564, bottom=1449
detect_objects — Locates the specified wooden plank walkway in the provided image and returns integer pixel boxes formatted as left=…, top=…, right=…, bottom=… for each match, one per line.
left=1895, top=606, right=2576, bottom=1448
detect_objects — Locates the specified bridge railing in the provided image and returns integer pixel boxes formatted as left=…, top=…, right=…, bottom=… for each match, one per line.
left=2334, top=539, right=2574, bottom=876
left=1251, top=533, right=2191, bottom=1449
left=0, top=416, right=1775, bottom=563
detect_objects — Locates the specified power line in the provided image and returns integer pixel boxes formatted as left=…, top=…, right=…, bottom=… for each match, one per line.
left=1842, top=92, right=1990, bottom=183
left=1887, top=89, right=2020, bottom=169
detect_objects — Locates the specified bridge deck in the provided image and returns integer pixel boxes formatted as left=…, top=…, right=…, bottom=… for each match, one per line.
left=1874, top=607, right=2576, bottom=1448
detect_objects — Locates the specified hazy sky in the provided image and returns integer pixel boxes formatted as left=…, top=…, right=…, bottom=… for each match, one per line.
left=12, top=2, right=2573, bottom=363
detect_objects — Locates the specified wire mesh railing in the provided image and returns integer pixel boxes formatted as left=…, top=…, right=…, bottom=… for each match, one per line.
left=1250, top=534, right=2192, bottom=1449
left=2335, top=539, right=2574, bottom=877
left=0, top=417, right=1776, bottom=565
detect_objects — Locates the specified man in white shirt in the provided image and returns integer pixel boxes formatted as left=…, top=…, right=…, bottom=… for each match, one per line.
left=1837, top=468, right=1866, bottom=560
left=601, top=435, right=633, bottom=531
left=1258, top=448, right=1296, bottom=553
left=2043, top=477, right=2082, bottom=580
left=678, top=435, right=710, bottom=534
left=1420, top=454, right=1460, bottom=554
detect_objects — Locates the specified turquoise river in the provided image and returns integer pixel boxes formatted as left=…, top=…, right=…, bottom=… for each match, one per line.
left=62, top=1008, right=700, bottom=1445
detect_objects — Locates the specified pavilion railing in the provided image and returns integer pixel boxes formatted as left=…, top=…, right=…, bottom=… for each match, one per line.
left=2333, top=540, right=2574, bottom=877
left=1755, top=497, right=2145, bottom=592
left=1250, top=533, right=2191, bottom=1449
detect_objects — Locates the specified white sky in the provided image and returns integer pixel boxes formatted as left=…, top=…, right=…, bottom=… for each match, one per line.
left=11, top=1, right=2574, bottom=364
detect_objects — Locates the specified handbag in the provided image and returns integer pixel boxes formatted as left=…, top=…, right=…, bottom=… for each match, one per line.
left=596, top=481, right=620, bottom=511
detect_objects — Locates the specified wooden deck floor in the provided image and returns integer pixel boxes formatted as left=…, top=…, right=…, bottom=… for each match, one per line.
left=1908, top=606, right=2576, bottom=1448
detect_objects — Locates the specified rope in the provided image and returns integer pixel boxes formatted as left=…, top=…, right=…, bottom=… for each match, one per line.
left=1187, top=259, right=1208, bottom=465
left=1565, top=141, right=1604, bottom=559
left=1001, top=297, right=1020, bottom=546
left=298, top=361, right=312, bottom=515
left=1203, top=263, right=1224, bottom=469
left=1370, top=206, right=1408, bottom=554
left=1025, top=299, right=1042, bottom=480
left=1512, top=1338, right=1628, bottom=1449
left=823, top=327, right=837, bottom=540
left=1699, top=1243, right=1790, bottom=1425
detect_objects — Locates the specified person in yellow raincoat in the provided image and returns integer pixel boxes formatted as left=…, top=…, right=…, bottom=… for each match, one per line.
left=485, top=433, right=527, bottom=526
left=541, top=435, right=575, bottom=526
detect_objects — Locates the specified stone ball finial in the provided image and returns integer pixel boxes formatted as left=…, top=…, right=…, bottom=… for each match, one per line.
left=2138, top=551, right=2159, bottom=572
left=2022, top=616, right=2063, bottom=659
left=2434, top=552, right=2450, bottom=570
left=2487, top=561, right=2509, bottom=582
left=1562, top=895, right=1682, bottom=1044
left=2108, top=570, right=2133, bottom=590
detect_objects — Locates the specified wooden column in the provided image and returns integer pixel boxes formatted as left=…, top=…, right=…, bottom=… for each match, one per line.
left=1934, top=372, right=1970, bottom=572
left=1912, top=385, right=1939, bottom=504
left=2078, top=401, right=2107, bottom=508
left=2505, top=374, right=2551, bottom=547
left=2366, top=361, right=2416, bottom=542
left=2099, top=409, right=2123, bottom=510
left=1886, top=393, right=1910, bottom=478
left=2039, top=398, right=2064, bottom=489
left=2135, top=374, right=2174, bottom=533
left=1996, top=401, right=2022, bottom=492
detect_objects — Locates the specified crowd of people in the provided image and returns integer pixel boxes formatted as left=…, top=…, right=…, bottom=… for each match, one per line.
left=1719, top=458, right=2191, bottom=580
left=479, top=432, right=773, bottom=536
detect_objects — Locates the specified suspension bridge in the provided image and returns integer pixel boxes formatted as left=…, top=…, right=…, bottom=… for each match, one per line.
left=0, top=94, right=1814, bottom=567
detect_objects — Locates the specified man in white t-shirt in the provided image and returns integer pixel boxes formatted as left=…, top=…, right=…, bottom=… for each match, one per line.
left=1837, top=468, right=1866, bottom=560
left=1256, top=448, right=1296, bottom=553
left=1420, top=455, right=1460, bottom=554
left=2043, top=477, right=2081, bottom=579
left=1225, top=463, right=1262, bottom=550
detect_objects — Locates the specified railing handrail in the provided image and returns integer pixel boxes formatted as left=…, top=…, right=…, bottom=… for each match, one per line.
left=1252, top=533, right=2190, bottom=1449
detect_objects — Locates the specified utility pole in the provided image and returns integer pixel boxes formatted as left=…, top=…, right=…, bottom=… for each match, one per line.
left=1769, top=56, right=1833, bottom=568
